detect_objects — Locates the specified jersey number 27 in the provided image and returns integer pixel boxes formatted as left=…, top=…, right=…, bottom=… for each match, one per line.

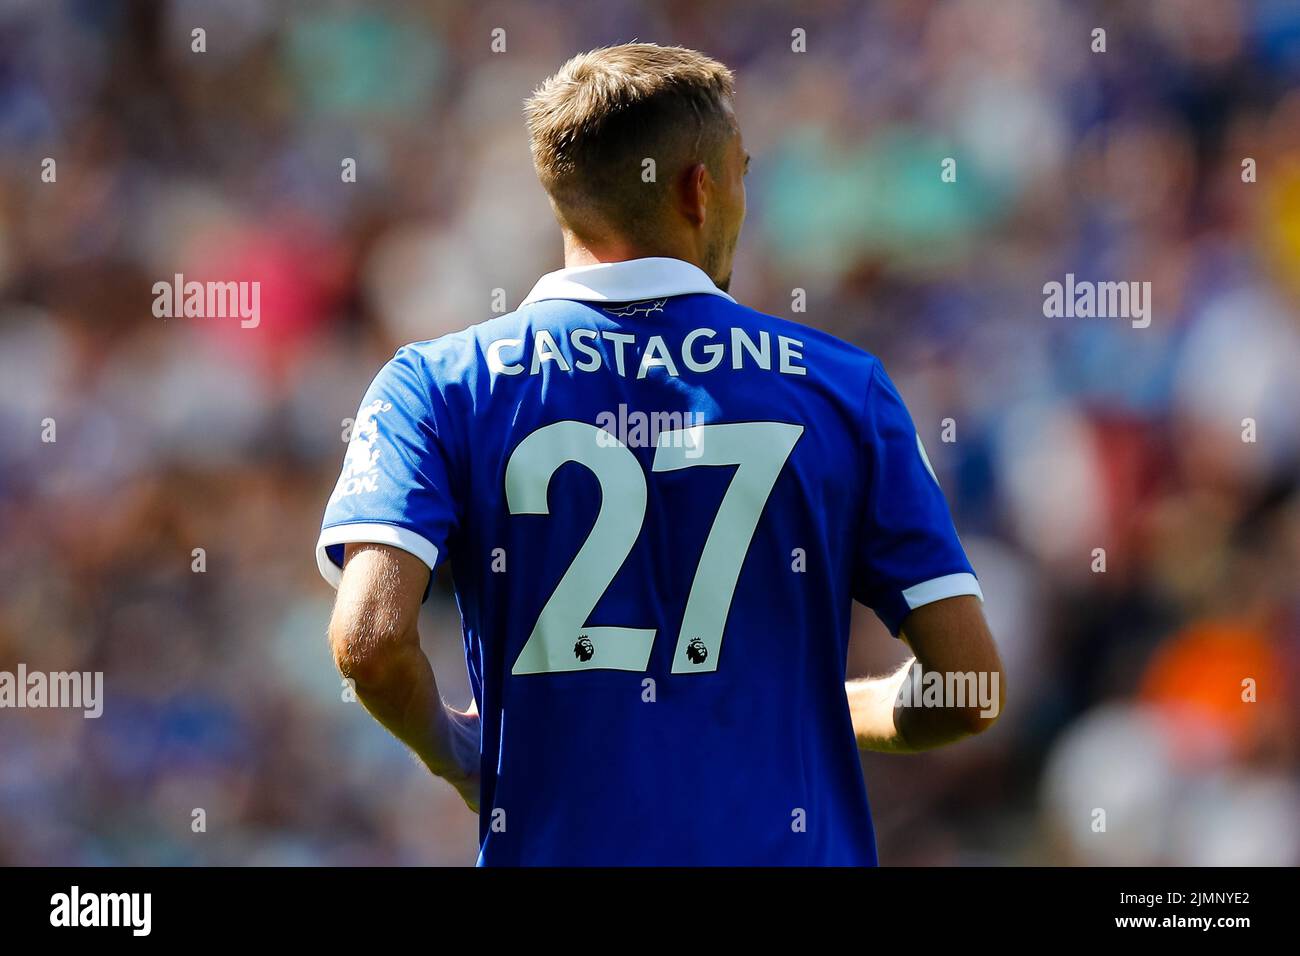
left=505, top=420, right=803, bottom=675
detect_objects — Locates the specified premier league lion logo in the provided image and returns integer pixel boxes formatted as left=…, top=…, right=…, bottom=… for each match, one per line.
left=330, top=399, right=393, bottom=503
left=685, top=638, right=708, bottom=665
left=574, top=635, right=595, bottom=662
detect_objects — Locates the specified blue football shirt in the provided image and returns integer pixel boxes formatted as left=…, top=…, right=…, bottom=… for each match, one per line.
left=317, top=257, right=981, bottom=866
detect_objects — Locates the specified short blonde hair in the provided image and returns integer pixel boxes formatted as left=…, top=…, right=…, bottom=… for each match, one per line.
left=524, top=43, right=736, bottom=239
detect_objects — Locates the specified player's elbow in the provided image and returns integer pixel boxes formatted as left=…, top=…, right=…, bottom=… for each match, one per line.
left=329, top=613, right=401, bottom=690
left=954, top=704, right=998, bottom=738
left=328, top=618, right=368, bottom=684
left=956, top=664, right=1005, bottom=737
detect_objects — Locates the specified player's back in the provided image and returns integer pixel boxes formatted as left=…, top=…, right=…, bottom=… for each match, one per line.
left=318, top=258, right=981, bottom=865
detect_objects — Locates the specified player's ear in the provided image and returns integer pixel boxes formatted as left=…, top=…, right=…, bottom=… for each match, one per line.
left=679, top=161, right=709, bottom=228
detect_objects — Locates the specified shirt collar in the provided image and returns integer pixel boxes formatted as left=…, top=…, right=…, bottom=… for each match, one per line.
left=520, top=257, right=736, bottom=307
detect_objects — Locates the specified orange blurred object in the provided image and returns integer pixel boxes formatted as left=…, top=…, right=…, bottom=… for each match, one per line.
left=1139, top=621, right=1283, bottom=764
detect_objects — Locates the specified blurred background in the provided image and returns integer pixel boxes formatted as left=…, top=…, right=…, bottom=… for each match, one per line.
left=0, top=0, right=1298, bottom=865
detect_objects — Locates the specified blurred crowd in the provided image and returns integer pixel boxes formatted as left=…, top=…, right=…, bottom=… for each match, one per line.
left=0, top=0, right=1297, bottom=865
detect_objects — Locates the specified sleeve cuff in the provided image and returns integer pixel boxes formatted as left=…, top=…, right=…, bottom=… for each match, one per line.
left=315, top=522, right=440, bottom=588
left=901, top=572, right=983, bottom=611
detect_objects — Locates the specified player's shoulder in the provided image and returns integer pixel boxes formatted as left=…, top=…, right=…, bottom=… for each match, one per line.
left=395, top=302, right=581, bottom=356
left=719, top=297, right=884, bottom=379
left=382, top=311, right=526, bottom=380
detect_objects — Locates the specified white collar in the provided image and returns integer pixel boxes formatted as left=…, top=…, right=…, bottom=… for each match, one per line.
left=520, top=257, right=736, bottom=307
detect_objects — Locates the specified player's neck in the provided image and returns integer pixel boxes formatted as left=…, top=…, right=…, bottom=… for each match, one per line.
left=561, top=232, right=703, bottom=273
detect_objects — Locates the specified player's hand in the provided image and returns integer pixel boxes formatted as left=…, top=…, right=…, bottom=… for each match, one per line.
left=438, top=702, right=482, bottom=813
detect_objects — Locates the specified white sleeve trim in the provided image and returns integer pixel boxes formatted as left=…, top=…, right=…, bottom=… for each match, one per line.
left=315, top=523, right=440, bottom=589
left=902, top=572, right=983, bottom=611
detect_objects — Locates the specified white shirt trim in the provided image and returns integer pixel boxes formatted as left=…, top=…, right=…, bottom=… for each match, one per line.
left=520, top=257, right=736, bottom=307
left=316, top=523, right=440, bottom=588
left=902, top=572, right=984, bottom=611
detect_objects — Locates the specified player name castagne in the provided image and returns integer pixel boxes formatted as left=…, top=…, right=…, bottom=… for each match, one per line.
left=486, top=326, right=807, bottom=378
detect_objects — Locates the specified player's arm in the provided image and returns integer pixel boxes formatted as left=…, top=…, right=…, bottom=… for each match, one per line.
left=847, top=595, right=1004, bottom=753
left=328, top=541, right=480, bottom=811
